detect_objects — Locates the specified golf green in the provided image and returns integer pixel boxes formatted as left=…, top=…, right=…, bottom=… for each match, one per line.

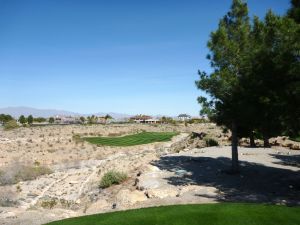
left=45, top=203, right=300, bottom=225
left=84, top=132, right=178, bottom=146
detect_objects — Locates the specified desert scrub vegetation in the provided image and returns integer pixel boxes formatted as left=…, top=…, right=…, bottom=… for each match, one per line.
left=100, top=170, right=127, bottom=188
left=73, top=134, right=83, bottom=144
left=40, top=198, right=57, bottom=209
left=0, top=186, right=18, bottom=207
left=0, top=163, right=53, bottom=185
left=204, top=138, right=219, bottom=147
left=4, top=120, right=19, bottom=130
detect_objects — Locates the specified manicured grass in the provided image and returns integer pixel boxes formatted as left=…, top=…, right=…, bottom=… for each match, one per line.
left=45, top=203, right=300, bottom=225
left=84, top=132, right=178, bottom=146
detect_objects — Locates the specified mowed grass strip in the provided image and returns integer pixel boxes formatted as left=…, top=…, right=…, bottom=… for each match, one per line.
left=84, top=132, right=178, bottom=146
left=45, top=203, right=300, bottom=225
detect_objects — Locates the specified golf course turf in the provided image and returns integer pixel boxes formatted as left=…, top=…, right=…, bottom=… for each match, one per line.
left=45, top=203, right=300, bottom=225
left=83, top=132, right=178, bottom=146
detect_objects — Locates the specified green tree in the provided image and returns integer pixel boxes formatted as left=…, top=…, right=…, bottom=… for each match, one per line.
left=104, top=114, right=113, bottom=124
left=80, top=116, right=85, bottom=124
left=196, top=0, right=251, bottom=173
left=34, top=117, right=47, bottom=123
left=19, top=115, right=27, bottom=125
left=248, top=12, right=300, bottom=142
left=87, top=115, right=97, bottom=124
left=0, top=114, right=13, bottom=124
left=27, top=115, right=33, bottom=125
left=287, top=0, right=300, bottom=23
left=49, top=117, right=55, bottom=124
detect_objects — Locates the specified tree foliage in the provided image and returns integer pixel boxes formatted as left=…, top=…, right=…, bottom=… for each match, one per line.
left=19, top=115, right=27, bottom=125
left=196, top=0, right=300, bottom=171
left=0, top=114, right=13, bottom=124
left=27, top=115, right=33, bottom=125
left=49, top=117, right=55, bottom=124
left=196, top=0, right=251, bottom=172
left=33, top=117, right=47, bottom=123
left=79, top=116, right=85, bottom=123
left=287, top=0, right=300, bottom=23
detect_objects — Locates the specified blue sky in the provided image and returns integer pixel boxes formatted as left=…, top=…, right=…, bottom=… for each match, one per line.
left=0, top=0, right=289, bottom=116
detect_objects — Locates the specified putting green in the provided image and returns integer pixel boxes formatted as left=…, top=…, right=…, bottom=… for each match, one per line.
left=45, top=203, right=300, bottom=225
left=84, top=132, right=178, bottom=146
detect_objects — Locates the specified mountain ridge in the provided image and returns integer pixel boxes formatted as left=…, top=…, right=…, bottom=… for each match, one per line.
left=0, top=107, right=132, bottom=119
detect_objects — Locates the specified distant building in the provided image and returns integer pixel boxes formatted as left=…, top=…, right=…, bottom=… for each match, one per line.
left=145, top=118, right=160, bottom=124
left=130, top=115, right=159, bottom=124
left=178, top=114, right=191, bottom=121
left=97, top=116, right=107, bottom=124
left=55, top=115, right=80, bottom=124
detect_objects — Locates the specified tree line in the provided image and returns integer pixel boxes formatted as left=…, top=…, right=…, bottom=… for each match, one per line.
left=196, top=0, right=300, bottom=172
left=0, top=114, right=115, bottom=127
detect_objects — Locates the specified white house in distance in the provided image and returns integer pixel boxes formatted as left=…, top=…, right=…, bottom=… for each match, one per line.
left=130, top=115, right=160, bottom=124
left=178, top=114, right=191, bottom=121
left=54, top=115, right=80, bottom=124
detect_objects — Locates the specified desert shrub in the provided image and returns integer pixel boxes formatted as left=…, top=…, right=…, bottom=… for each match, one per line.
left=40, top=198, right=57, bottom=209
left=4, top=120, right=19, bottom=130
left=0, top=187, right=18, bottom=207
left=100, top=170, right=127, bottom=188
left=204, top=138, right=219, bottom=147
left=72, top=134, right=83, bottom=143
left=0, top=164, right=53, bottom=185
left=187, top=118, right=208, bottom=124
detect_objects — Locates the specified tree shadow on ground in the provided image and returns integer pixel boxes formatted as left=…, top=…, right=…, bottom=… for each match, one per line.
left=270, top=154, right=300, bottom=168
left=151, top=155, right=300, bottom=205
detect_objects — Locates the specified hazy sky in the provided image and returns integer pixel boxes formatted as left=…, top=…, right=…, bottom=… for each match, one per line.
left=0, top=0, right=289, bottom=116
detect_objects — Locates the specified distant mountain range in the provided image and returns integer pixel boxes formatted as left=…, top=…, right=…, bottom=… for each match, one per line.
left=0, top=107, right=132, bottom=119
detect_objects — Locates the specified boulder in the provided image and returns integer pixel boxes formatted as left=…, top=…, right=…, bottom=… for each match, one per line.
left=116, top=189, right=147, bottom=206
left=86, top=199, right=110, bottom=213
left=180, top=185, right=218, bottom=197
left=291, top=144, right=300, bottom=150
left=145, top=188, right=178, bottom=199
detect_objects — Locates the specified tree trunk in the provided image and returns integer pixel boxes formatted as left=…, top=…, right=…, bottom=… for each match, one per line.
left=231, top=121, right=239, bottom=173
left=249, top=131, right=256, bottom=148
left=263, top=134, right=270, bottom=148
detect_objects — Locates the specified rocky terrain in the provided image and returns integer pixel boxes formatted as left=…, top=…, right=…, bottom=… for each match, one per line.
left=0, top=123, right=299, bottom=225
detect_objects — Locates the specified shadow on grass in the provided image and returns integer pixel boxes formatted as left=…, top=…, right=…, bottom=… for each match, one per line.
left=151, top=155, right=300, bottom=205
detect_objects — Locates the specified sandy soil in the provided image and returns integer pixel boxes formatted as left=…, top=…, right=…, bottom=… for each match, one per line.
left=0, top=123, right=299, bottom=225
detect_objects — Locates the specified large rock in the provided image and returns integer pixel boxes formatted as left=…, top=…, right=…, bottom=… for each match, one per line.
left=116, top=189, right=147, bottom=206
left=86, top=199, right=110, bottom=214
left=137, top=165, right=162, bottom=190
left=291, top=143, right=300, bottom=150
left=180, top=185, right=218, bottom=197
left=145, top=188, right=178, bottom=199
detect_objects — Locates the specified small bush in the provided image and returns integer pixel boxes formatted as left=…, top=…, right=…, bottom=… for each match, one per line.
left=41, top=198, right=57, bottom=209
left=72, top=134, right=83, bottom=143
left=100, top=170, right=127, bottom=188
left=204, top=138, right=219, bottom=147
left=4, top=120, right=19, bottom=130
left=0, top=187, right=18, bottom=207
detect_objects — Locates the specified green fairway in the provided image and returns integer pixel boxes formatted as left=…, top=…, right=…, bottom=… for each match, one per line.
left=83, top=132, right=178, bottom=146
left=45, top=203, right=300, bottom=225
